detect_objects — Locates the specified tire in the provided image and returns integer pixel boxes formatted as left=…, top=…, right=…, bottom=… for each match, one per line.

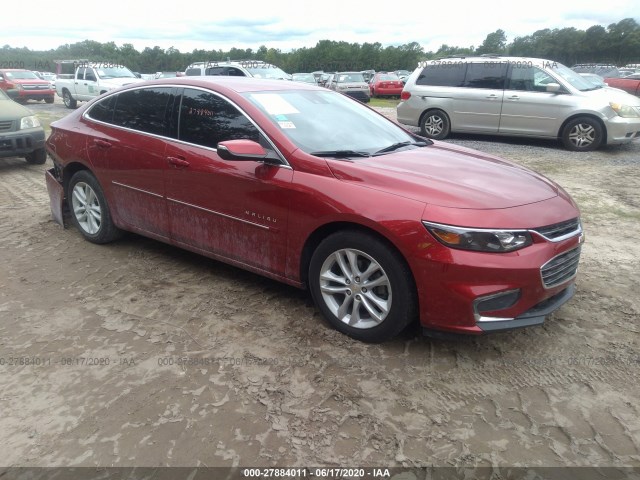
left=562, top=116, right=603, bottom=151
left=67, top=170, right=122, bottom=244
left=62, top=90, right=77, bottom=109
left=45, top=96, right=54, bottom=104
left=420, top=109, right=451, bottom=140
left=309, top=230, right=417, bottom=342
left=25, top=148, right=47, bottom=165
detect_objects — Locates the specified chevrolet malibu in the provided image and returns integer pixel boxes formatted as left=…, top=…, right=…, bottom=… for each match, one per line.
left=45, top=77, right=583, bottom=342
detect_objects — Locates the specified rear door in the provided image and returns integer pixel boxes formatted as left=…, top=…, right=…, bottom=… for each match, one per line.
left=450, top=62, right=507, bottom=133
left=85, top=87, right=175, bottom=239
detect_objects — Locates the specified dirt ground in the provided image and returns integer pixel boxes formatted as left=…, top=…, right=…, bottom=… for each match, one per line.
left=1, top=97, right=639, bottom=471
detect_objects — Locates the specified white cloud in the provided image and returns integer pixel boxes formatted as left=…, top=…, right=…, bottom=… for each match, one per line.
left=2, top=0, right=638, bottom=53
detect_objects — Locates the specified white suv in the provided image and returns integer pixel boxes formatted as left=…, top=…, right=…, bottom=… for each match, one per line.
left=397, top=56, right=640, bottom=151
left=184, top=60, right=290, bottom=80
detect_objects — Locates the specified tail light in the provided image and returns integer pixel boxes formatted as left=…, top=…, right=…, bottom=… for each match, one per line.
left=400, top=91, right=411, bottom=100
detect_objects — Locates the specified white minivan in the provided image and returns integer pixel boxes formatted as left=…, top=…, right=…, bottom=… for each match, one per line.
left=397, top=56, right=640, bottom=151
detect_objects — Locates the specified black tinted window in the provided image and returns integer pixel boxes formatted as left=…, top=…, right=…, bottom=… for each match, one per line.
left=178, top=88, right=260, bottom=149
left=112, top=87, right=172, bottom=136
left=463, top=63, right=507, bottom=89
left=416, top=65, right=466, bottom=87
left=205, top=67, right=225, bottom=75
left=87, top=94, right=117, bottom=123
left=185, top=68, right=202, bottom=76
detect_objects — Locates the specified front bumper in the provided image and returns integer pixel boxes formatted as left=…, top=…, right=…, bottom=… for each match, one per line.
left=604, top=115, right=640, bottom=144
left=16, top=89, right=55, bottom=101
left=0, top=128, right=45, bottom=158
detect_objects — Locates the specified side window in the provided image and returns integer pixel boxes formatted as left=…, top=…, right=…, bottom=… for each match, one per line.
left=178, top=88, right=260, bottom=149
left=205, top=66, right=226, bottom=76
left=416, top=65, right=466, bottom=87
left=85, top=69, right=97, bottom=82
left=185, top=68, right=202, bottom=76
left=463, top=63, right=507, bottom=89
left=508, top=66, right=555, bottom=92
left=86, top=94, right=117, bottom=123
left=77, top=67, right=86, bottom=81
left=226, top=67, right=245, bottom=77
left=112, top=87, right=173, bottom=136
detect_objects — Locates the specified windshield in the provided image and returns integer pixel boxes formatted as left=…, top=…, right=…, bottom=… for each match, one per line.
left=5, top=71, right=39, bottom=80
left=245, top=66, right=289, bottom=80
left=338, top=73, right=365, bottom=83
left=551, top=63, right=599, bottom=91
left=96, top=66, right=137, bottom=79
left=377, top=74, right=400, bottom=81
left=292, top=73, right=316, bottom=83
left=244, top=90, right=420, bottom=155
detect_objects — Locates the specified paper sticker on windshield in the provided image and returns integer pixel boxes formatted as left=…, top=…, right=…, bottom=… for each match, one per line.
left=251, top=94, right=299, bottom=115
left=277, top=121, right=296, bottom=129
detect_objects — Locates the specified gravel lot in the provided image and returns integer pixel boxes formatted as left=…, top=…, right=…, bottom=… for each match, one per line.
left=1, top=97, right=639, bottom=471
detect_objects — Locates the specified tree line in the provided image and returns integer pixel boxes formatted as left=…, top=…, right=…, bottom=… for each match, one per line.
left=1, top=18, right=638, bottom=74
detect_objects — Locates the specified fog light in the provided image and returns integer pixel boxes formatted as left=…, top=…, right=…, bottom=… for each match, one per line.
left=473, top=289, right=521, bottom=323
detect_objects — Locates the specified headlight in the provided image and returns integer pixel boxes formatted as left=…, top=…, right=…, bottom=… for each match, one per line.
left=423, top=221, right=532, bottom=253
left=20, top=116, right=41, bottom=130
left=609, top=102, right=640, bottom=118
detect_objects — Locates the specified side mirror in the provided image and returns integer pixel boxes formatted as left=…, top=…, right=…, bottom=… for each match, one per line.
left=546, top=83, right=562, bottom=93
left=217, top=139, right=271, bottom=162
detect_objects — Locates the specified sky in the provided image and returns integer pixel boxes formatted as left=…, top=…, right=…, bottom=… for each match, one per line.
left=2, top=0, right=639, bottom=54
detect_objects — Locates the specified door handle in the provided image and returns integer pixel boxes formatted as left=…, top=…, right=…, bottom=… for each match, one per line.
left=508, top=95, right=520, bottom=100
left=93, top=139, right=112, bottom=148
left=167, top=156, right=190, bottom=167
left=486, top=94, right=498, bottom=99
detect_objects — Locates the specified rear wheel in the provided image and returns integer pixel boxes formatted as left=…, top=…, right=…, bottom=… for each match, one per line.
left=420, top=109, right=450, bottom=139
left=562, top=116, right=603, bottom=151
left=62, top=90, right=77, bottom=109
left=68, top=170, right=122, bottom=244
left=309, top=230, right=416, bottom=342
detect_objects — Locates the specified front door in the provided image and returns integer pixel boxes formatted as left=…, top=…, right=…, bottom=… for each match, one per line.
left=164, top=87, right=292, bottom=275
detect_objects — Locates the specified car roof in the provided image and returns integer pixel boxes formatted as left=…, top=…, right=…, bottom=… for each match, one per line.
left=128, top=76, right=319, bottom=94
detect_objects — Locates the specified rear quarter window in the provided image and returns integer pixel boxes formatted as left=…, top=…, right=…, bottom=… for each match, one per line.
left=416, top=65, right=466, bottom=87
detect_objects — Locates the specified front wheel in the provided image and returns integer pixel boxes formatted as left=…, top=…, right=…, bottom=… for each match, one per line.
left=62, top=90, right=77, bottom=109
left=309, top=230, right=417, bottom=342
left=45, top=96, right=54, bottom=104
left=420, top=109, right=451, bottom=140
left=67, top=170, right=122, bottom=244
left=561, top=117, right=603, bottom=151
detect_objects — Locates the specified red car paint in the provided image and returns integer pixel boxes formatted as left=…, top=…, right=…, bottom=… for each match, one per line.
left=369, top=73, right=404, bottom=97
left=45, top=77, right=582, bottom=338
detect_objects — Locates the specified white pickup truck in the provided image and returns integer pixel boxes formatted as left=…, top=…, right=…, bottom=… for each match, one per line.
left=55, top=62, right=143, bottom=108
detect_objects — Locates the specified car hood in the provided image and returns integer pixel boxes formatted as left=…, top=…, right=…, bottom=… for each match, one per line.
left=326, top=142, right=559, bottom=209
left=0, top=98, right=32, bottom=121
left=579, top=86, right=640, bottom=104
left=339, top=82, right=368, bottom=88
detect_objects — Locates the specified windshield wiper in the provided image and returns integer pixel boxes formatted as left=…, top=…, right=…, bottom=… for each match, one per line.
left=310, top=150, right=371, bottom=158
left=373, top=141, right=428, bottom=155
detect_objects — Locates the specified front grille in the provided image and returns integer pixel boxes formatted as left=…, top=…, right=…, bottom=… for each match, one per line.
left=0, top=120, right=14, bottom=132
left=541, top=246, right=581, bottom=288
left=533, top=218, right=581, bottom=241
left=23, top=84, right=49, bottom=90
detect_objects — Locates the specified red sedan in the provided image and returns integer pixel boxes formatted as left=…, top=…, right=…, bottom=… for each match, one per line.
left=45, top=77, right=583, bottom=342
left=370, top=73, right=404, bottom=98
